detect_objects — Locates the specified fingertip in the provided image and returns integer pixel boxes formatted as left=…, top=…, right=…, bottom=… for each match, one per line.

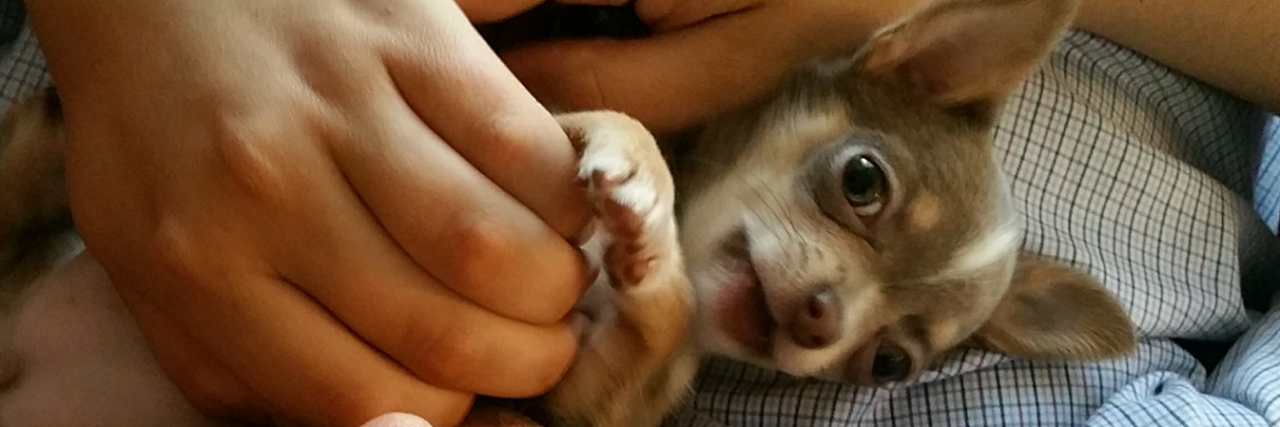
left=533, top=321, right=583, bottom=396
left=546, top=189, right=593, bottom=242
left=495, top=321, right=581, bottom=399
left=360, top=412, right=435, bottom=427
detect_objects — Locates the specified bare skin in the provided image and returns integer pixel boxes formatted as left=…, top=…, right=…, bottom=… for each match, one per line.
left=24, top=1, right=592, bottom=425
left=0, top=253, right=429, bottom=427
left=1076, top=0, right=1280, bottom=113
left=509, top=0, right=1280, bottom=128
left=6, top=0, right=1277, bottom=426
left=17, top=0, right=920, bottom=425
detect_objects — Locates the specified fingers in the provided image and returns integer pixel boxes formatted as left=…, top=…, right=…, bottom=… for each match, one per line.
left=123, top=270, right=476, bottom=427
left=275, top=165, right=579, bottom=397
left=500, top=7, right=799, bottom=134
left=329, top=87, right=588, bottom=325
left=298, top=247, right=579, bottom=399
left=279, top=114, right=580, bottom=397
left=384, top=0, right=591, bottom=241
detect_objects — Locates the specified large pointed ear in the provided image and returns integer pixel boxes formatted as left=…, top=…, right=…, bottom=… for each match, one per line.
left=854, top=0, right=1079, bottom=119
left=973, top=255, right=1136, bottom=360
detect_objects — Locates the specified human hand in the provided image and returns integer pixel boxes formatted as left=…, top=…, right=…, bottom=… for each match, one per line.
left=25, top=0, right=589, bottom=425
left=497, top=0, right=924, bottom=134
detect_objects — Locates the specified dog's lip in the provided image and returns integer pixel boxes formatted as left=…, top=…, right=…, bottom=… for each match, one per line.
left=713, top=230, right=776, bottom=357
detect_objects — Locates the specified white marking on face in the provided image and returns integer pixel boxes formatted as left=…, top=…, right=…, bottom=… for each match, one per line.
left=949, top=222, right=1022, bottom=274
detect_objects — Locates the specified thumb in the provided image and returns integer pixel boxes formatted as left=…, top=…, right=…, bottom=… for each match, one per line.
left=501, top=9, right=801, bottom=134
left=359, top=413, right=434, bottom=427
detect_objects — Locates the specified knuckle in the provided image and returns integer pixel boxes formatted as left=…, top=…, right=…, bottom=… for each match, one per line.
left=146, top=218, right=210, bottom=283
left=208, top=118, right=294, bottom=205
left=142, top=217, right=242, bottom=301
left=472, top=112, right=542, bottom=161
left=450, top=216, right=519, bottom=286
left=403, top=319, right=490, bottom=380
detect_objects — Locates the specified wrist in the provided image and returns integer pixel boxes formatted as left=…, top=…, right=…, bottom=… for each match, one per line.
left=25, top=0, right=138, bottom=95
left=25, top=0, right=208, bottom=100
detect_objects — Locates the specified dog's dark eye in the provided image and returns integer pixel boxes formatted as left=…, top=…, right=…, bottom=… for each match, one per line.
left=842, top=155, right=885, bottom=215
left=870, top=344, right=912, bottom=384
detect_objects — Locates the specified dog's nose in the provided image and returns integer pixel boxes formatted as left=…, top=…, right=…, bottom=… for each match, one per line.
left=789, top=286, right=841, bottom=349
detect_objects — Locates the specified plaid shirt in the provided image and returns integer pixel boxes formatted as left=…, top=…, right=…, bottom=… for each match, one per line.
left=2, top=2, right=1276, bottom=425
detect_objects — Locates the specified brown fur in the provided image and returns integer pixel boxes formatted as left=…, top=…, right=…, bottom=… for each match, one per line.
left=672, top=0, right=1130, bottom=386
left=0, top=0, right=1134, bottom=425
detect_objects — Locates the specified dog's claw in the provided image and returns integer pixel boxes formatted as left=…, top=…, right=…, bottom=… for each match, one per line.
left=577, top=122, right=670, bottom=290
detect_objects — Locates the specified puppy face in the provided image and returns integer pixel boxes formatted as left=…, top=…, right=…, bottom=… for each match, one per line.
left=675, top=0, right=1133, bottom=386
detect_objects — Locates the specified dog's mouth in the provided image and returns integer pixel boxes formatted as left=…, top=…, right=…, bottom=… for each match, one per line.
left=712, top=229, right=777, bottom=357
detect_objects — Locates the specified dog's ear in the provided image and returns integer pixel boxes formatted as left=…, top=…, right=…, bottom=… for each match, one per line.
left=972, top=255, right=1136, bottom=360
left=854, top=0, right=1079, bottom=120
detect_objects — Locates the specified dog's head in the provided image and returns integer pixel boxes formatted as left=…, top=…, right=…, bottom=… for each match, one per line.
left=676, top=0, right=1135, bottom=386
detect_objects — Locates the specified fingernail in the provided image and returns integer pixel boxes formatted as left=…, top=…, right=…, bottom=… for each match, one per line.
left=360, top=413, right=433, bottom=427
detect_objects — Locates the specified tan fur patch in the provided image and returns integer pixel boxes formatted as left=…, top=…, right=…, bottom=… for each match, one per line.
left=908, top=192, right=942, bottom=231
left=926, top=317, right=964, bottom=349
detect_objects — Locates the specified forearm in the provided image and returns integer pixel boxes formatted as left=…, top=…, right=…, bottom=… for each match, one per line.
left=1077, top=0, right=1280, bottom=113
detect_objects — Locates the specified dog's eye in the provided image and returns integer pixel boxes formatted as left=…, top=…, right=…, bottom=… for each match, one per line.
left=870, top=344, right=912, bottom=384
left=842, top=155, right=885, bottom=215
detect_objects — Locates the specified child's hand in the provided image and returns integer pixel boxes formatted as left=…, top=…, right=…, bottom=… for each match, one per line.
left=26, top=0, right=590, bottom=425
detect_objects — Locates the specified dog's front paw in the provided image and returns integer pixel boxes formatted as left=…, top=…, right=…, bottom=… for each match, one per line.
left=541, top=112, right=695, bottom=427
left=581, top=159, right=664, bottom=288
left=565, top=112, right=678, bottom=290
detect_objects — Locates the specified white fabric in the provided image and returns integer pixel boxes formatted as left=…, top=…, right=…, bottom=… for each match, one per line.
left=0, top=3, right=1276, bottom=426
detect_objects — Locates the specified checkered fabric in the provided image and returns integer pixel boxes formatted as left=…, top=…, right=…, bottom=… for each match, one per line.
left=1, top=2, right=1276, bottom=426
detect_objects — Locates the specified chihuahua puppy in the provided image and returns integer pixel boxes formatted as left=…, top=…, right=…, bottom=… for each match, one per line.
left=0, top=0, right=1135, bottom=426
left=524, top=0, right=1135, bottom=425
left=484, top=0, right=1137, bottom=425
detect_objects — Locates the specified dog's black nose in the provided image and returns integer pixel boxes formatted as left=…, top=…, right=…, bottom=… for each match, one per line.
left=789, top=286, right=842, bottom=349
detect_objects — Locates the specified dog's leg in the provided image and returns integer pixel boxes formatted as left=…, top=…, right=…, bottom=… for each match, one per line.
left=532, top=112, right=699, bottom=427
